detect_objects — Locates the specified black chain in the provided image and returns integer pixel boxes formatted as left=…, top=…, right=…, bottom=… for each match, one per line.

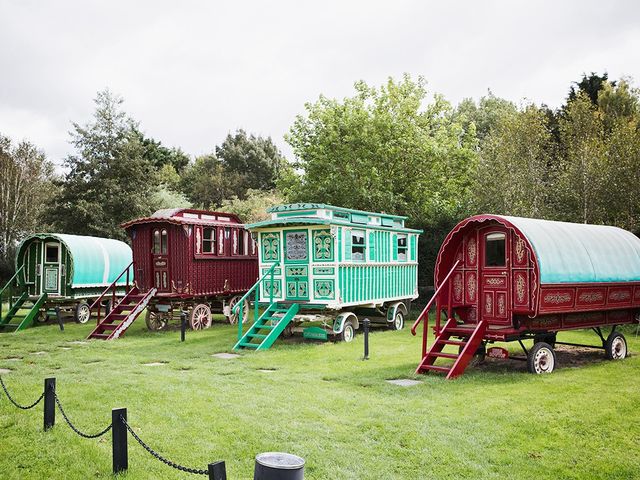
left=0, top=376, right=44, bottom=410
left=53, top=389, right=112, bottom=439
left=120, top=414, right=208, bottom=475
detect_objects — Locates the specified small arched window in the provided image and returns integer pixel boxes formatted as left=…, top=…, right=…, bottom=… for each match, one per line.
left=152, top=229, right=161, bottom=254
left=161, top=229, right=168, bottom=254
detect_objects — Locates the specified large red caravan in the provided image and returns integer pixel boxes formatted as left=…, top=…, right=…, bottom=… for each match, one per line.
left=87, top=209, right=258, bottom=340
left=412, top=215, right=640, bottom=378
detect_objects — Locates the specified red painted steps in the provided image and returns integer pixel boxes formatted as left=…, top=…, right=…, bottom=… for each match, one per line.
left=87, top=287, right=156, bottom=340
left=416, top=319, right=487, bottom=379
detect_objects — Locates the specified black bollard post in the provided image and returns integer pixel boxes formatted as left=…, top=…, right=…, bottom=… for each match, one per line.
left=363, top=318, right=370, bottom=360
left=112, top=408, right=128, bottom=474
left=55, top=306, right=64, bottom=331
left=208, top=461, right=227, bottom=480
left=181, top=311, right=187, bottom=342
left=254, top=452, right=305, bottom=480
left=44, top=377, right=55, bottom=431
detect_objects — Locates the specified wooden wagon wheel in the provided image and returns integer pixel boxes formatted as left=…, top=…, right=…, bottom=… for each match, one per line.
left=190, top=303, right=212, bottom=330
left=226, top=296, right=250, bottom=325
left=75, top=302, right=91, bottom=324
left=145, top=310, right=170, bottom=331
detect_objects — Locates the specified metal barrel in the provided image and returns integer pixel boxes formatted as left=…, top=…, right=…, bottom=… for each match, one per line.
left=254, top=452, right=305, bottom=480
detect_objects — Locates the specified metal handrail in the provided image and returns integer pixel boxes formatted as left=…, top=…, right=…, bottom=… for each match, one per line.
left=233, top=263, right=277, bottom=341
left=88, top=261, right=134, bottom=323
left=410, top=260, right=460, bottom=357
left=0, top=265, right=24, bottom=299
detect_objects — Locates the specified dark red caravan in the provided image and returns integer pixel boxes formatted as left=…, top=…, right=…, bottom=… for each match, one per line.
left=87, top=208, right=258, bottom=339
left=412, top=214, right=640, bottom=378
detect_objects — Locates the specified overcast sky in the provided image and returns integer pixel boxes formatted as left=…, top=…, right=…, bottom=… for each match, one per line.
left=1, top=0, right=639, bottom=167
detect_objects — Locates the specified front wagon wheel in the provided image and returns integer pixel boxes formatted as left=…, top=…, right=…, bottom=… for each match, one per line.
left=75, top=302, right=91, bottom=324
left=340, top=320, right=355, bottom=343
left=527, top=342, right=556, bottom=374
left=146, top=310, right=169, bottom=331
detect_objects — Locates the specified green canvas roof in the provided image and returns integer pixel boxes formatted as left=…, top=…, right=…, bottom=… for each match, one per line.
left=17, top=234, right=132, bottom=288
left=502, top=216, right=640, bottom=284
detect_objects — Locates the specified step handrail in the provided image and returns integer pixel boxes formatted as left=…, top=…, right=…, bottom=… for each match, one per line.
left=0, top=265, right=24, bottom=320
left=232, top=263, right=277, bottom=341
left=410, top=260, right=460, bottom=358
left=88, top=261, right=134, bottom=323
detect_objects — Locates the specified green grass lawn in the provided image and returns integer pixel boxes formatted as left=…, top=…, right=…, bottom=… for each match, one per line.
left=1, top=315, right=639, bottom=479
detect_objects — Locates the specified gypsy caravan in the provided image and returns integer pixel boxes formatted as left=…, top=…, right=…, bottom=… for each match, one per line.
left=233, top=203, right=422, bottom=350
left=411, top=215, right=640, bottom=378
left=0, top=234, right=132, bottom=332
left=87, top=209, right=258, bottom=340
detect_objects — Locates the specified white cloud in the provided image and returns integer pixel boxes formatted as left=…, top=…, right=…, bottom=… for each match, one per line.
left=1, top=0, right=639, bottom=166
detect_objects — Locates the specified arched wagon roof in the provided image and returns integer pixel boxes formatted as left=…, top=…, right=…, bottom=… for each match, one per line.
left=500, top=216, right=640, bottom=284
left=17, top=234, right=132, bottom=288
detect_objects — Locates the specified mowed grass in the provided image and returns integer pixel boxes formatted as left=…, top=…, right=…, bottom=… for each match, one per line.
left=0, top=314, right=639, bottom=480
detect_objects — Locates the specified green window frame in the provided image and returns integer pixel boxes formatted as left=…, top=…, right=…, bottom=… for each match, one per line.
left=284, top=229, right=309, bottom=264
left=397, top=234, right=408, bottom=262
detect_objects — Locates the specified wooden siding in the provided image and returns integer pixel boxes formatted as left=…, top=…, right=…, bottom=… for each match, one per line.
left=338, top=264, right=417, bottom=304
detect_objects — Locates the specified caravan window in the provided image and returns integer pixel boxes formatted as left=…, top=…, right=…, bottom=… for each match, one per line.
left=202, top=227, right=216, bottom=254
left=485, top=233, right=506, bottom=267
left=351, top=230, right=366, bottom=261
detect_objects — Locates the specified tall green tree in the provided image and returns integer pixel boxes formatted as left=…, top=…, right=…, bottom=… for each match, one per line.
left=46, top=90, right=157, bottom=240
left=285, top=75, right=478, bottom=285
left=453, top=92, right=517, bottom=142
left=216, top=129, right=286, bottom=197
left=0, top=135, right=56, bottom=278
left=179, top=154, right=243, bottom=209
left=473, top=104, right=556, bottom=218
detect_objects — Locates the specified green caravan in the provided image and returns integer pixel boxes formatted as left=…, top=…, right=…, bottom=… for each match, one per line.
left=0, top=234, right=132, bottom=332
left=233, top=204, right=422, bottom=350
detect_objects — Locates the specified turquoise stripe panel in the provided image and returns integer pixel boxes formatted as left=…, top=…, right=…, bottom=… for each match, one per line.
left=503, top=216, right=640, bottom=283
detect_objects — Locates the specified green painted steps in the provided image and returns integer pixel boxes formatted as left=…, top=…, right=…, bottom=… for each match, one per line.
left=0, top=293, right=48, bottom=333
left=233, top=303, right=300, bottom=351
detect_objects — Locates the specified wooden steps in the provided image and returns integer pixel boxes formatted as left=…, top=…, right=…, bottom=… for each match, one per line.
left=87, top=287, right=156, bottom=340
left=415, top=319, right=487, bottom=379
left=233, top=303, right=299, bottom=351
left=0, top=292, right=47, bottom=333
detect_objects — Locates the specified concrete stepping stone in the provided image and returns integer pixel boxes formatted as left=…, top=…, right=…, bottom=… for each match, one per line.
left=4, top=357, right=22, bottom=361
left=386, top=379, right=422, bottom=387
left=0, top=368, right=12, bottom=374
left=59, top=347, right=72, bottom=350
left=142, top=362, right=167, bottom=366
left=257, top=368, right=277, bottom=373
left=212, top=353, right=240, bottom=360
left=32, top=351, right=47, bottom=355
left=67, top=341, right=88, bottom=345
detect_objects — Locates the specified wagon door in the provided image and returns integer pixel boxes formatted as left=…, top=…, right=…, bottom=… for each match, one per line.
left=284, top=230, right=309, bottom=301
left=151, top=228, right=170, bottom=293
left=42, top=241, right=62, bottom=296
left=479, top=227, right=511, bottom=325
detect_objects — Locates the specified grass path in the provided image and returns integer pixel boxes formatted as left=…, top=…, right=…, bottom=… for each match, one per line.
left=1, top=316, right=639, bottom=479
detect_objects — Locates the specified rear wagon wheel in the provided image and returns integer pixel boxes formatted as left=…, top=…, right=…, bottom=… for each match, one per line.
left=145, top=310, right=169, bottom=331
left=389, top=310, right=405, bottom=331
left=341, top=320, right=355, bottom=343
left=227, top=296, right=250, bottom=325
left=605, top=332, right=627, bottom=360
left=75, top=302, right=91, bottom=324
left=190, top=303, right=212, bottom=330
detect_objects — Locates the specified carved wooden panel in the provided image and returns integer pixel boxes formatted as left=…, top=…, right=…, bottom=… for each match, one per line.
left=484, top=275, right=507, bottom=288
left=565, top=311, right=605, bottom=326
left=527, top=315, right=561, bottom=330
left=483, top=291, right=494, bottom=317
left=465, top=271, right=477, bottom=303
left=466, top=235, right=477, bottom=267
left=512, top=236, right=528, bottom=267
left=608, top=287, right=633, bottom=305
left=496, top=292, right=507, bottom=318
left=607, top=309, right=632, bottom=324
left=452, top=272, right=463, bottom=303
left=540, top=288, right=574, bottom=309
left=513, top=271, right=528, bottom=308
left=575, top=287, right=606, bottom=307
